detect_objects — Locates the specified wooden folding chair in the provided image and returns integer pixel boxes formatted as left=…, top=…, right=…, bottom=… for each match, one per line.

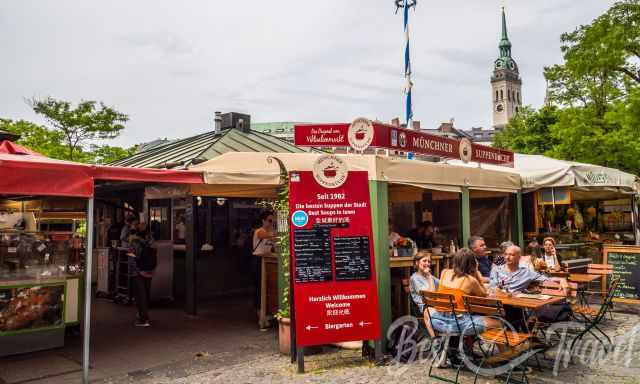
left=568, top=278, right=619, bottom=355
left=585, top=264, right=615, bottom=319
left=422, top=291, right=466, bottom=384
left=463, top=295, right=537, bottom=384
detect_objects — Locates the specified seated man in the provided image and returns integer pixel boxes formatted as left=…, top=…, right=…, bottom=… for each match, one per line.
left=490, top=245, right=549, bottom=292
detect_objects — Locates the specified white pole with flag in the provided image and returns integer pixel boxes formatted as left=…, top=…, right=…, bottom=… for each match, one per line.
left=396, top=0, right=416, bottom=128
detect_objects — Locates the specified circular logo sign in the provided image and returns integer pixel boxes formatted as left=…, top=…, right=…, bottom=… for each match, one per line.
left=399, top=132, right=407, bottom=148
left=348, top=117, right=374, bottom=152
left=291, top=210, right=309, bottom=228
left=312, top=155, right=348, bottom=189
left=459, top=138, right=473, bottom=163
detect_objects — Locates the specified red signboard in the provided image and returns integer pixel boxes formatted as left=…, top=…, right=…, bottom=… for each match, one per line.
left=294, top=122, right=514, bottom=167
left=289, top=170, right=380, bottom=347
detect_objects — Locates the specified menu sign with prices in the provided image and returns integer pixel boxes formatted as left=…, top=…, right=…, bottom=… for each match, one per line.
left=289, top=165, right=380, bottom=347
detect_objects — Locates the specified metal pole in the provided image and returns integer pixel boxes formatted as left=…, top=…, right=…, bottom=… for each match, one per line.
left=632, top=195, right=640, bottom=246
left=83, top=197, right=95, bottom=384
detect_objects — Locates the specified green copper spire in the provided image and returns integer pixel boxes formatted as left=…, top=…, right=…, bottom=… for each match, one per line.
left=499, top=7, right=512, bottom=58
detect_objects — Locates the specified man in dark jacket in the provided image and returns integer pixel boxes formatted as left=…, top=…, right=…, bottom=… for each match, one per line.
left=128, top=222, right=156, bottom=327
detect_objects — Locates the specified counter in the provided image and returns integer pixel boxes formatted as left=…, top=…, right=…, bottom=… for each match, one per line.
left=0, top=270, right=83, bottom=356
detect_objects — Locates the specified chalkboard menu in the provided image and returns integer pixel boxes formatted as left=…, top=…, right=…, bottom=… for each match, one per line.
left=335, top=236, right=371, bottom=281
left=604, top=246, right=640, bottom=302
left=293, top=227, right=332, bottom=283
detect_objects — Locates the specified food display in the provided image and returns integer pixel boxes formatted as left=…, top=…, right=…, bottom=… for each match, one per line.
left=0, top=285, right=64, bottom=332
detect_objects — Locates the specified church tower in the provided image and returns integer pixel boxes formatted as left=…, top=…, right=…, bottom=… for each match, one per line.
left=491, top=8, right=522, bottom=129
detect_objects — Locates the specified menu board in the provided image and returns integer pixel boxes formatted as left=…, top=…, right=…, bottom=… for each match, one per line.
left=293, top=227, right=332, bottom=283
left=289, top=167, right=380, bottom=347
left=604, top=246, right=640, bottom=302
left=335, top=236, right=371, bottom=281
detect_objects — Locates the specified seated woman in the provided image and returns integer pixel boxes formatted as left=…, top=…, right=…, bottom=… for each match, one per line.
left=426, top=248, right=502, bottom=337
left=519, top=241, right=540, bottom=272
left=409, top=253, right=439, bottom=335
left=542, top=237, right=562, bottom=272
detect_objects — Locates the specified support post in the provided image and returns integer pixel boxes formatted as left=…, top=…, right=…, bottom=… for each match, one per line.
left=296, top=347, right=304, bottom=373
left=632, top=195, right=640, bottom=246
left=461, top=187, right=471, bottom=247
left=185, top=196, right=197, bottom=316
left=516, top=191, right=524, bottom=248
left=82, top=198, right=95, bottom=384
left=369, top=180, right=390, bottom=357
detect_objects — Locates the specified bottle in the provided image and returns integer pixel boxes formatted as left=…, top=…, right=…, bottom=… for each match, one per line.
left=449, top=240, right=456, bottom=255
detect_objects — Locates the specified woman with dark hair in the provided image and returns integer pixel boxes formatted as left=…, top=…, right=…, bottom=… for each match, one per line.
left=520, top=241, right=541, bottom=272
left=426, top=248, right=501, bottom=336
left=542, top=237, right=562, bottom=272
left=252, top=211, right=276, bottom=328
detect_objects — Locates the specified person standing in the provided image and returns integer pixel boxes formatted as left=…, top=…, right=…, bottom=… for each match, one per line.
left=468, top=236, right=491, bottom=283
left=252, top=211, right=276, bottom=327
left=129, top=222, right=156, bottom=327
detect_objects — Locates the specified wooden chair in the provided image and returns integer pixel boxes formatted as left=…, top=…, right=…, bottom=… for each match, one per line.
left=584, top=264, right=615, bottom=319
left=422, top=291, right=466, bottom=384
left=463, top=295, right=537, bottom=384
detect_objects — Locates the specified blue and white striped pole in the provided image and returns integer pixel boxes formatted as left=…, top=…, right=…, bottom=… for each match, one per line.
left=397, top=0, right=416, bottom=128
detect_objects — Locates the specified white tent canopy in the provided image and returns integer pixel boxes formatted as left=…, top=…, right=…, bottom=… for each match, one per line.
left=188, top=152, right=521, bottom=196
left=450, top=153, right=639, bottom=194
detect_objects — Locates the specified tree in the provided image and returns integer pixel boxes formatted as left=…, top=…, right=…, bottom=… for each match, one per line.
left=493, top=106, right=559, bottom=155
left=495, top=1, right=640, bottom=176
left=89, top=144, right=138, bottom=164
left=0, top=118, right=68, bottom=159
left=30, top=97, right=129, bottom=161
left=561, top=0, right=640, bottom=86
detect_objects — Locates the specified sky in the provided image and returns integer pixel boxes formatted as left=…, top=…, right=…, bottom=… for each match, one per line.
left=0, top=0, right=617, bottom=147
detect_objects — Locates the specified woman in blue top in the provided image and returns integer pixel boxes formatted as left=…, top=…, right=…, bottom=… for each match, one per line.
left=409, top=253, right=440, bottom=336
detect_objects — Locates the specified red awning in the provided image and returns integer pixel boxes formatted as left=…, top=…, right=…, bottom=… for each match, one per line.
left=0, top=140, right=203, bottom=198
left=0, top=140, right=43, bottom=156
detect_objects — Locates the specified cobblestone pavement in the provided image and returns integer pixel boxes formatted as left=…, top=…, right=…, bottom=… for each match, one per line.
left=100, top=310, right=640, bottom=384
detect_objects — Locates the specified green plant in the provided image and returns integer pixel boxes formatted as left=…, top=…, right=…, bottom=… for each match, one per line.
left=269, top=157, right=291, bottom=320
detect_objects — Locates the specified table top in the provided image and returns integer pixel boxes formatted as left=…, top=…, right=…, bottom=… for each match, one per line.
left=495, top=291, right=563, bottom=309
left=567, top=273, right=602, bottom=283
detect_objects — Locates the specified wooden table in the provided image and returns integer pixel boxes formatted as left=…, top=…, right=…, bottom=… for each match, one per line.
left=495, top=291, right=564, bottom=309
left=567, top=274, right=601, bottom=284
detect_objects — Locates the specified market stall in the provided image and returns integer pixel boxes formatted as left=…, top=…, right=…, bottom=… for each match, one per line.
left=0, top=140, right=203, bottom=382
left=515, top=154, right=639, bottom=263
left=189, top=150, right=521, bottom=330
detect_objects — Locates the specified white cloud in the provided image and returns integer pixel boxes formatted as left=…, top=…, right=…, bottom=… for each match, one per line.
left=0, top=0, right=616, bottom=146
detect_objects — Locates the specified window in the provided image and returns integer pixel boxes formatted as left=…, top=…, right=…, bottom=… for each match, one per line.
left=149, top=199, right=172, bottom=240
left=495, top=90, right=498, bottom=101
left=517, top=92, right=521, bottom=104
left=500, top=89, right=503, bottom=100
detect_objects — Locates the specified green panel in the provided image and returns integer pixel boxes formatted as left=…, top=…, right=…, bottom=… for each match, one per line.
left=461, top=187, right=471, bottom=247
left=516, top=191, right=524, bottom=248
left=369, top=180, right=390, bottom=346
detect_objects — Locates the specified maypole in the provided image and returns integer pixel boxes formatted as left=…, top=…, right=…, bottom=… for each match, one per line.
left=395, top=0, right=417, bottom=128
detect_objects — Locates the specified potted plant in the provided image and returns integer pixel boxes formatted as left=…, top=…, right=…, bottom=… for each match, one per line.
left=393, top=236, right=416, bottom=257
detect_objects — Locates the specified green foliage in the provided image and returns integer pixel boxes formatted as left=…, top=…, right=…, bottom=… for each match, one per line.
left=89, top=144, right=138, bottom=164
left=30, top=97, right=129, bottom=161
left=1, top=118, right=68, bottom=158
left=1, top=117, right=136, bottom=164
left=495, top=1, right=640, bottom=176
left=493, top=106, right=559, bottom=155
left=270, top=157, right=291, bottom=320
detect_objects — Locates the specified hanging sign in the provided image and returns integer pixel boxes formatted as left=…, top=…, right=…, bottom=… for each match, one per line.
left=289, top=157, right=380, bottom=347
left=294, top=121, right=514, bottom=167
